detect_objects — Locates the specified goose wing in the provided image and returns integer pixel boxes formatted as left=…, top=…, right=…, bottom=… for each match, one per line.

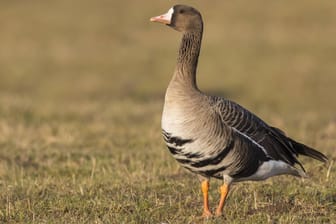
left=213, top=97, right=306, bottom=169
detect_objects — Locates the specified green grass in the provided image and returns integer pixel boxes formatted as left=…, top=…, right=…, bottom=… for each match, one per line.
left=0, top=0, right=336, bottom=223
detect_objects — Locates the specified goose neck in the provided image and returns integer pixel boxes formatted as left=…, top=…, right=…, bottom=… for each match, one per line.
left=174, top=29, right=203, bottom=89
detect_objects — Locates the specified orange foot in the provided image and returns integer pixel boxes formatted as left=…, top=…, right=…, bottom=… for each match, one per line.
left=201, top=180, right=212, bottom=218
left=215, top=209, right=223, bottom=217
left=202, top=210, right=212, bottom=218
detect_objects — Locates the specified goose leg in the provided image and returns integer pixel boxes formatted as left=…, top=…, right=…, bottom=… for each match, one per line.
left=215, top=183, right=230, bottom=216
left=201, top=180, right=212, bottom=217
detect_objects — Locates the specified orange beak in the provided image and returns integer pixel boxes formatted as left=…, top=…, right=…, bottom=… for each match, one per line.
left=150, top=8, right=173, bottom=25
left=150, top=15, right=170, bottom=24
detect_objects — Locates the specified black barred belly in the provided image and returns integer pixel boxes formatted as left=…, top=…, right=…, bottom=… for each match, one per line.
left=162, top=129, right=232, bottom=179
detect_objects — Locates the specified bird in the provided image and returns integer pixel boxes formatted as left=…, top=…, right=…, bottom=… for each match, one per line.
left=150, top=5, right=328, bottom=217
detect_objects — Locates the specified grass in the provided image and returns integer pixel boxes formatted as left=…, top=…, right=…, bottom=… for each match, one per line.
left=0, top=0, right=335, bottom=223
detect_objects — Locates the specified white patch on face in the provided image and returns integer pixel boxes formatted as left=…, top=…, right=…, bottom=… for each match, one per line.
left=162, top=7, right=174, bottom=22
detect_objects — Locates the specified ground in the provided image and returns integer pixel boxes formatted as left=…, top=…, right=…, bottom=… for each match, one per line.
left=0, top=0, right=335, bottom=223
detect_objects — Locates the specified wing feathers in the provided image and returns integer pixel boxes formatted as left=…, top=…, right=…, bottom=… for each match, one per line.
left=214, top=98, right=327, bottom=168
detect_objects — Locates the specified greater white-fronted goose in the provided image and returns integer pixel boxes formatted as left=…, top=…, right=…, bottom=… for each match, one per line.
left=150, top=5, right=328, bottom=217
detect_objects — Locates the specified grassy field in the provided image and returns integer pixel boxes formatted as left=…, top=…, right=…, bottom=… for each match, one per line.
left=0, top=0, right=335, bottom=223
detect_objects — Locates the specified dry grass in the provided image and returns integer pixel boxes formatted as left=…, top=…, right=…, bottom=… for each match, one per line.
left=0, top=0, right=335, bottom=223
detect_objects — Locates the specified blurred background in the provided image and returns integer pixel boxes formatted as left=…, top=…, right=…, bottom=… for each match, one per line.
left=0, top=0, right=335, bottom=222
left=1, top=0, right=335, bottom=118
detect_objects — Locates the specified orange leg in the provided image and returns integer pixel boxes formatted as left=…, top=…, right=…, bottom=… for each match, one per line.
left=201, top=180, right=212, bottom=217
left=215, top=183, right=230, bottom=216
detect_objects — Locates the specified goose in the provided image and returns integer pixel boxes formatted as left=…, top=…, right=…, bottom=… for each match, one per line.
left=150, top=5, right=328, bottom=217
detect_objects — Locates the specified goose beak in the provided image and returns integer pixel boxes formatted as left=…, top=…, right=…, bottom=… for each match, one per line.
left=150, top=8, right=174, bottom=25
left=150, top=14, right=171, bottom=25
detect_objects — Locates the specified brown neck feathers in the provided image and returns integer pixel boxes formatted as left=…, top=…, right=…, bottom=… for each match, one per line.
left=174, top=29, right=203, bottom=89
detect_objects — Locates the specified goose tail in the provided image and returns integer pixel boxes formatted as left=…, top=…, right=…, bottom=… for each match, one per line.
left=291, top=139, right=328, bottom=163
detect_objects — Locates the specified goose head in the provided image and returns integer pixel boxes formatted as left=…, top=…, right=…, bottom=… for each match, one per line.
left=150, top=5, right=203, bottom=33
